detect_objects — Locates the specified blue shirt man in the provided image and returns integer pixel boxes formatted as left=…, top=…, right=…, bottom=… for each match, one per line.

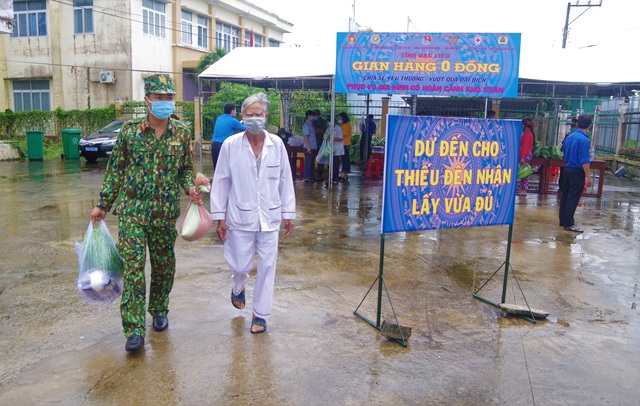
left=559, top=114, right=592, bottom=233
left=562, top=129, right=590, bottom=169
left=302, top=110, right=318, bottom=182
left=360, top=114, right=377, bottom=164
left=212, top=103, right=245, bottom=170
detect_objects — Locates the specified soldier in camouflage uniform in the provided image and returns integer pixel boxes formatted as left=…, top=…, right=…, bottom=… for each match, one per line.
left=90, top=74, right=202, bottom=352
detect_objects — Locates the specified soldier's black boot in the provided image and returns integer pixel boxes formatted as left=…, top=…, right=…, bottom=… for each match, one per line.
left=125, top=334, right=144, bottom=352
left=153, top=316, right=168, bottom=331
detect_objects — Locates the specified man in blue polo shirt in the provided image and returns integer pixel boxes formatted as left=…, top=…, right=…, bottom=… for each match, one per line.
left=559, top=114, right=593, bottom=233
left=212, top=103, right=245, bottom=171
left=302, top=110, right=318, bottom=182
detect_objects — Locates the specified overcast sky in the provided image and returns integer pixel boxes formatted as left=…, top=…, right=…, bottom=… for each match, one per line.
left=247, top=0, right=639, bottom=82
left=250, top=0, right=638, bottom=53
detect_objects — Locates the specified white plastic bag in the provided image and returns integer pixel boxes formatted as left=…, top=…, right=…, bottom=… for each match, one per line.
left=75, top=220, right=124, bottom=307
left=287, top=135, right=305, bottom=147
left=316, top=139, right=331, bottom=165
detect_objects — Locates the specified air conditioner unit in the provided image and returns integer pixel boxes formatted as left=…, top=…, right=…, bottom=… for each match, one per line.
left=99, top=71, right=115, bottom=84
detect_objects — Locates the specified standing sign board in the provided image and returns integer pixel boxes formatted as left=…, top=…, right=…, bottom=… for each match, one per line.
left=382, top=116, right=521, bottom=233
left=341, top=33, right=532, bottom=345
left=335, top=32, right=521, bottom=98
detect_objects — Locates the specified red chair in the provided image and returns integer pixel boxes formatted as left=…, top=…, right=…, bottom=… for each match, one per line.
left=365, top=158, right=384, bottom=179
left=372, top=152, right=385, bottom=165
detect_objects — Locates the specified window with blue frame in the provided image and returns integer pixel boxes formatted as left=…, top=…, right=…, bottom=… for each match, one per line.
left=13, top=80, right=51, bottom=112
left=11, top=1, right=47, bottom=38
left=74, top=0, right=93, bottom=34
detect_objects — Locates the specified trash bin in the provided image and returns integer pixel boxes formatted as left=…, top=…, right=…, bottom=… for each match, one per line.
left=26, top=130, right=44, bottom=161
left=61, top=129, right=82, bottom=159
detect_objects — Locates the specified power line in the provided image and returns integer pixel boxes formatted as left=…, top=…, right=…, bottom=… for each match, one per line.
left=562, top=1, right=603, bottom=48
left=0, top=57, right=188, bottom=77
left=4, top=1, right=286, bottom=79
left=48, top=0, right=266, bottom=48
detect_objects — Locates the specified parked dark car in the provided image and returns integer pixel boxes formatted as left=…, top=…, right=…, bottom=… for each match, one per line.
left=78, top=120, right=125, bottom=162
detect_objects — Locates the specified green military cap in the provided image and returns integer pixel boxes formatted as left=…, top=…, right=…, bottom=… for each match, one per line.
left=144, top=73, right=176, bottom=95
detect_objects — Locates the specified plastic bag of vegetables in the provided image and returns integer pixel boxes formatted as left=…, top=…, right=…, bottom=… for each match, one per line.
left=75, top=220, right=124, bottom=307
left=518, top=163, right=534, bottom=179
left=316, top=139, right=332, bottom=165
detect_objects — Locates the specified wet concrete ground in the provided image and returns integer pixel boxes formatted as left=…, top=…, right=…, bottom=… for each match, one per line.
left=0, top=157, right=639, bottom=405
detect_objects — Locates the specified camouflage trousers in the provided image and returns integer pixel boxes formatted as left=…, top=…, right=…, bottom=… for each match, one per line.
left=116, top=217, right=177, bottom=338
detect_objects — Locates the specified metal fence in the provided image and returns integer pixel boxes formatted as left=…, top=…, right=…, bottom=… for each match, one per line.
left=622, top=109, right=640, bottom=157
left=594, top=110, right=619, bottom=154
left=118, top=94, right=640, bottom=160
left=594, top=96, right=640, bottom=158
left=284, top=100, right=410, bottom=137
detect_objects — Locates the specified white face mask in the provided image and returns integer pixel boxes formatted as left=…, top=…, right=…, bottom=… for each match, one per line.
left=244, top=117, right=265, bottom=134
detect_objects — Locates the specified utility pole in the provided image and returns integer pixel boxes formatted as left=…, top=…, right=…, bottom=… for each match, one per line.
left=352, top=0, right=356, bottom=24
left=562, top=1, right=603, bottom=48
left=349, top=0, right=361, bottom=32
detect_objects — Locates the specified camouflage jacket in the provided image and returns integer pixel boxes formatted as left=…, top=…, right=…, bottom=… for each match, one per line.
left=313, top=116, right=328, bottom=136
left=98, top=116, right=195, bottom=225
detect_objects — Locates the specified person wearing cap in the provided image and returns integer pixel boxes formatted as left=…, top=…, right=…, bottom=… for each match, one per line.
left=212, top=102, right=245, bottom=171
left=210, top=93, right=296, bottom=334
left=89, top=73, right=202, bottom=352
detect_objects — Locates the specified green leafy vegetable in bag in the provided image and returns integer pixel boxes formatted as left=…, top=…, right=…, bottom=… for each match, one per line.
left=316, top=139, right=332, bottom=165
left=75, top=220, right=124, bottom=307
left=518, top=164, right=533, bottom=179
left=532, top=141, right=541, bottom=158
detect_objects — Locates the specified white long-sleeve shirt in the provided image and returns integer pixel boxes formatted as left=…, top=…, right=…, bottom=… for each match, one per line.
left=210, top=130, right=296, bottom=231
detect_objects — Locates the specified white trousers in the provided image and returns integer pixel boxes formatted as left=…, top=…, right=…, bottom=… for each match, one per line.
left=224, top=229, right=279, bottom=320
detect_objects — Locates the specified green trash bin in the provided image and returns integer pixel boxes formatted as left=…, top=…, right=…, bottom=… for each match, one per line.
left=61, top=129, right=82, bottom=159
left=26, top=130, right=44, bottom=161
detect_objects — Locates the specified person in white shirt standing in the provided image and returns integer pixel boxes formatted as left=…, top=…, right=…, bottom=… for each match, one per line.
left=210, top=93, right=296, bottom=333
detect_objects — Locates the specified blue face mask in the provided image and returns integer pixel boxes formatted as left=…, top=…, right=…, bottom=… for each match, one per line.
left=149, top=100, right=175, bottom=120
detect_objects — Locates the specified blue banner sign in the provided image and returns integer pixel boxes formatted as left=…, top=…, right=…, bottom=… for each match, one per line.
left=381, top=116, right=521, bottom=233
left=336, top=32, right=521, bottom=98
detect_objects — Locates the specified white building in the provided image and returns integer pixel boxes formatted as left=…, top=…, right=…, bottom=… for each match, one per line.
left=0, top=0, right=292, bottom=111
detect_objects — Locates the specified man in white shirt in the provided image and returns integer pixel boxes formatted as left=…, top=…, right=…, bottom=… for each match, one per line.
left=210, top=93, right=296, bottom=333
